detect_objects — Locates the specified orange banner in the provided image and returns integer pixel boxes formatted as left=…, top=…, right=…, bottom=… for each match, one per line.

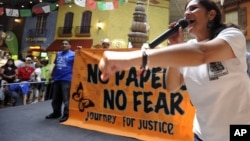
left=64, top=49, right=195, bottom=141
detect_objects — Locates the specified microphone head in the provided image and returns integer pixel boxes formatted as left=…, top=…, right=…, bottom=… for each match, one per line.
left=177, top=19, right=189, bottom=29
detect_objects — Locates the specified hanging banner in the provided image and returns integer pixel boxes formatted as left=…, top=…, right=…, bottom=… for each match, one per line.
left=0, top=7, right=4, bottom=16
left=5, top=8, right=19, bottom=17
left=20, top=9, right=32, bottom=17
left=64, top=49, right=195, bottom=141
left=74, top=0, right=86, bottom=7
left=5, top=31, right=18, bottom=56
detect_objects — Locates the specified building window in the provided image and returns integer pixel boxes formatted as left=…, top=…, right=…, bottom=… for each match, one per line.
left=36, top=15, right=47, bottom=36
left=80, top=11, right=92, bottom=34
left=63, top=12, right=74, bottom=34
left=225, top=8, right=246, bottom=35
left=225, top=10, right=238, bottom=25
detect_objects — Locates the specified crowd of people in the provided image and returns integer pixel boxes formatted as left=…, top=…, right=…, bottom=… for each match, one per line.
left=1, top=1, right=250, bottom=140
left=0, top=55, right=54, bottom=107
left=0, top=38, right=109, bottom=123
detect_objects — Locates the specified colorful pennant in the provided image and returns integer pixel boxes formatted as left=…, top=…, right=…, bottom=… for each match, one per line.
left=0, top=0, right=127, bottom=17
left=20, top=9, right=32, bottom=17
left=0, top=7, right=4, bottom=16
left=5, top=8, right=19, bottom=17
left=74, top=0, right=86, bottom=7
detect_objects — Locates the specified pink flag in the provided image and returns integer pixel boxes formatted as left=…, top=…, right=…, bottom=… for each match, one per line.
left=0, top=7, right=4, bottom=16
left=32, top=7, right=44, bottom=14
left=58, top=0, right=64, bottom=6
left=86, top=0, right=97, bottom=10
left=113, top=0, right=119, bottom=9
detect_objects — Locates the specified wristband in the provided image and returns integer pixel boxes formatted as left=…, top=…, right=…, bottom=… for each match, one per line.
left=142, top=50, right=148, bottom=69
left=139, top=49, right=148, bottom=76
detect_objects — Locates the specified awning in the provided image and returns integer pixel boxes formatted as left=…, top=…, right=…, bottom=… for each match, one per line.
left=46, top=39, right=93, bottom=52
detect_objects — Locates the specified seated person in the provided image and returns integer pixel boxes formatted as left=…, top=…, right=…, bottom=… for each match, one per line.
left=17, top=57, right=35, bottom=105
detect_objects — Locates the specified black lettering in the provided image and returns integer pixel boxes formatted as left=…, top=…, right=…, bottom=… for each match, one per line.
left=126, top=67, right=139, bottom=87
left=123, top=116, right=135, bottom=127
left=115, top=71, right=125, bottom=86
left=139, top=69, right=151, bottom=88
left=133, top=91, right=143, bottom=112
left=143, top=91, right=153, bottom=113
left=115, top=90, right=127, bottom=110
left=103, top=89, right=115, bottom=109
left=87, top=64, right=98, bottom=84
left=170, top=92, right=184, bottom=115
left=151, top=67, right=162, bottom=89
left=162, top=68, right=167, bottom=89
left=88, top=64, right=108, bottom=84
left=103, top=89, right=127, bottom=110
left=138, top=119, right=174, bottom=134
left=155, top=92, right=170, bottom=114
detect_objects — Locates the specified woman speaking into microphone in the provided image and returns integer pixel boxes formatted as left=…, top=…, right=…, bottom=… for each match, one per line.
left=98, top=0, right=250, bottom=140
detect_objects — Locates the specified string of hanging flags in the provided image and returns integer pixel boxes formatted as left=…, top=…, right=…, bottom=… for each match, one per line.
left=0, top=0, right=127, bottom=17
left=73, top=0, right=127, bottom=10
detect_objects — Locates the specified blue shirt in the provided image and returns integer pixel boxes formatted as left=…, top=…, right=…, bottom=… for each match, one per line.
left=53, top=50, right=75, bottom=82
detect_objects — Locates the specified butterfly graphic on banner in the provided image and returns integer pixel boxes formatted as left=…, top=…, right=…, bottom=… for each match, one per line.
left=72, top=82, right=95, bottom=112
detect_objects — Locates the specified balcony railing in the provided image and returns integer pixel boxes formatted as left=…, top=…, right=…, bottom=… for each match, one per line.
left=75, top=26, right=91, bottom=37
left=58, top=26, right=73, bottom=37
left=28, top=29, right=47, bottom=37
left=26, top=29, right=47, bottom=43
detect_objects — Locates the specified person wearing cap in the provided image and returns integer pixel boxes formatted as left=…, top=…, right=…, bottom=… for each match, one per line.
left=25, top=57, right=32, bottom=61
left=16, top=57, right=35, bottom=105
left=45, top=39, right=75, bottom=123
left=101, top=38, right=110, bottom=49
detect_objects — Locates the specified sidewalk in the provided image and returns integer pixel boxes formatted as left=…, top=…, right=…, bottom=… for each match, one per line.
left=0, top=100, right=138, bottom=141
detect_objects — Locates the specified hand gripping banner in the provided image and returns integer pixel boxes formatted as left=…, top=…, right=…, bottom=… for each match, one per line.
left=63, top=49, right=195, bottom=141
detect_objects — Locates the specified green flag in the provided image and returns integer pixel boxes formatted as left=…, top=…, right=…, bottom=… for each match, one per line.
left=19, top=9, right=32, bottom=17
left=50, top=2, right=58, bottom=11
left=97, top=2, right=106, bottom=10
left=119, top=0, right=125, bottom=6
left=20, top=9, right=32, bottom=17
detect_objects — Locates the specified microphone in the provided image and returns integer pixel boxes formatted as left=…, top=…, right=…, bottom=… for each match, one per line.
left=148, top=19, right=189, bottom=48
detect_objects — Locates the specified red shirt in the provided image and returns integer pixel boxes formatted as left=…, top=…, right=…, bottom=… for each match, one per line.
left=18, top=66, right=35, bottom=81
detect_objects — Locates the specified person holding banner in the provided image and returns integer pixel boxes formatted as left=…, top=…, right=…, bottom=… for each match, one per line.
left=45, top=39, right=75, bottom=123
left=101, top=38, right=111, bottom=49
left=98, top=0, right=250, bottom=141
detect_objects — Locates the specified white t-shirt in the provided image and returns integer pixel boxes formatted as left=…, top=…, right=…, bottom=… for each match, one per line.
left=180, top=27, right=250, bottom=141
left=32, top=68, right=41, bottom=82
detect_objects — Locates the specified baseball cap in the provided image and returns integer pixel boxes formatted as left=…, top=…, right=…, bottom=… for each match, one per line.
left=26, top=57, right=32, bottom=61
left=102, top=38, right=110, bottom=44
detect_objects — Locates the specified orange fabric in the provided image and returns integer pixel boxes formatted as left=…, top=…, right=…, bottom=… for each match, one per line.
left=64, top=49, right=195, bottom=141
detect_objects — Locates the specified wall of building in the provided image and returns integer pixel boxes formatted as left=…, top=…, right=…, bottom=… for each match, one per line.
left=21, top=11, right=58, bottom=54
left=223, top=0, right=250, bottom=40
left=56, top=1, right=170, bottom=48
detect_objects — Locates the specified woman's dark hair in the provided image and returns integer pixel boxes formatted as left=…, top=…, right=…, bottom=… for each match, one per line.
left=4, top=58, right=15, bottom=67
left=41, top=59, right=49, bottom=65
left=186, top=0, right=239, bottom=39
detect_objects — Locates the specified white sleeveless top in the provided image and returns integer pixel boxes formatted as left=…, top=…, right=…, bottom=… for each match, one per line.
left=180, top=27, right=250, bottom=141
